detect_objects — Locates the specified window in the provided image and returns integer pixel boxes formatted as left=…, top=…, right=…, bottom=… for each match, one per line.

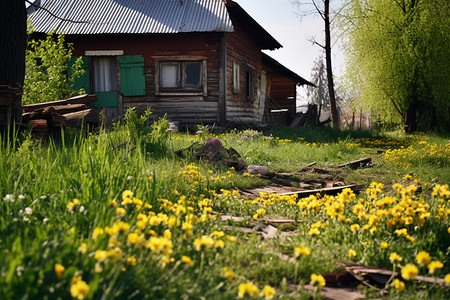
left=92, top=56, right=118, bottom=92
left=154, top=57, right=207, bottom=96
left=245, top=70, right=255, bottom=100
left=160, top=61, right=202, bottom=90
left=232, top=62, right=240, bottom=93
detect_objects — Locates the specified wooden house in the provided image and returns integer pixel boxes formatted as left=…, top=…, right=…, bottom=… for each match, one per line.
left=27, top=0, right=312, bottom=127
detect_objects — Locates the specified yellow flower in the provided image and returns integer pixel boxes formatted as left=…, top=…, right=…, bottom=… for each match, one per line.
left=308, top=227, right=320, bottom=235
left=70, top=276, right=90, bottom=300
left=262, top=285, right=276, bottom=300
left=294, top=247, right=311, bottom=258
left=428, top=261, right=443, bottom=274
left=415, top=251, right=431, bottom=266
left=403, top=174, right=412, bottom=180
left=310, top=273, right=326, bottom=287
left=389, top=252, right=403, bottom=264
left=238, top=282, right=259, bottom=298
left=193, top=235, right=215, bottom=251
left=127, top=232, right=142, bottom=246
left=116, top=207, right=126, bottom=216
left=223, top=267, right=235, bottom=281
left=350, top=224, right=360, bottom=232
left=348, top=249, right=357, bottom=258
left=393, top=278, right=405, bottom=291
left=401, top=263, right=419, bottom=281
left=215, top=240, right=225, bottom=248
left=444, top=273, right=450, bottom=284
left=181, top=255, right=194, bottom=267
left=212, top=231, right=224, bottom=238
left=380, top=242, right=388, bottom=249
left=127, top=257, right=137, bottom=266
left=78, top=243, right=88, bottom=254
left=54, top=263, right=65, bottom=280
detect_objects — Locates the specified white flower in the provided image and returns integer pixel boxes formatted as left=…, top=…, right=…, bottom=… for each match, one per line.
left=3, top=194, right=14, bottom=202
left=16, top=266, right=24, bottom=276
left=23, top=217, right=30, bottom=222
left=127, top=175, right=133, bottom=181
left=18, top=195, right=25, bottom=201
left=25, top=207, right=33, bottom=215
left=40, top=195, right=46, bottom=200
left=43, top=217, right=50, bottom=223
left=79, top=206, right=85, bottom=213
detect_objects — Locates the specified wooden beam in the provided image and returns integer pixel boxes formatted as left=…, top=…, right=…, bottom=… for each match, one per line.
left=278, top=185, right=357, bottom=197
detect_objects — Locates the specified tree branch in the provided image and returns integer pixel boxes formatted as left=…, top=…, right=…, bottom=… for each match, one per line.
left=25, top=0, right=90, bottom=24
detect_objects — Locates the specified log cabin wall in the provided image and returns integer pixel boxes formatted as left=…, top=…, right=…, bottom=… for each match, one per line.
left=68, top=33, right=222, bottom=127
left=225, top=15, right=263, bottom=123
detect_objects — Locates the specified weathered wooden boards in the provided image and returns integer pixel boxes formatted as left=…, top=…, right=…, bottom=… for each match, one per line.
left=22, top=94, right=99, bottom=133
left=0, top=85, right=22, bottom=129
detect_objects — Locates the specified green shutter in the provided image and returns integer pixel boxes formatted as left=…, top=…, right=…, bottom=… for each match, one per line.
left=119, top=55, right=146, bottom=96
left=67, top=56, right=91, bottom=94
left=94, top=92, right=118, bottom=108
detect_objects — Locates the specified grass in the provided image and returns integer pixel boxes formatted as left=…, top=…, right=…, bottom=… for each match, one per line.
left=0, top=120, right=449, bottom=299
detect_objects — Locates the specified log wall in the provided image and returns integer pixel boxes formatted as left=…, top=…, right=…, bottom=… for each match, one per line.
left=225, top=15, right=263, bottom=123
left=68, top=33, right=222, bottom=126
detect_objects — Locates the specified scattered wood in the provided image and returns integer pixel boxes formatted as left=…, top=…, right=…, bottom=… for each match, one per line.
left=306, top=161, right=317, bottom=167
left=64, top=109, right=100, bottom=127
left=278, top=184, right=358, bottom=197
left=22, top=94, right=97, bottom=113
left=298, top=284, right=365, bottom=300
left=338, top=158, right=372, bottom=170
left=337, top=260, right=446, bottom=286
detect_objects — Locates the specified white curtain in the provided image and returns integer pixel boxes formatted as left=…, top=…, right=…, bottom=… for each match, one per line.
left=93, top=57, right=117, bottom=92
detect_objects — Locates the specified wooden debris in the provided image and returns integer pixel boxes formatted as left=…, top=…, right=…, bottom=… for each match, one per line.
left=22, top=94, right=97, bottom=112
left=337, top=260, right=446, bottom=286
left=64, top=109, right=100, bottom=127
left=338, top=158, right=372, bottom=169
left=299, top=285, right=364, bottom=300
left=278, top=184, right=358, bottom=197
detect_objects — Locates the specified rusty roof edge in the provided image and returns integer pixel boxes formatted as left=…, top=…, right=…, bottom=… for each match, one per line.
left=225, top=0, right=282, bottom=50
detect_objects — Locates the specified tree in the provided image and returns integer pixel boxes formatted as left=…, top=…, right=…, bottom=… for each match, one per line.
left=23, top=33, right=85, bottom=105
left=0, top=0, right=27, bottom=90
left=306, top=56, right=330, bottom=119
left=343, top=0, right=450, bottom=132
left=293, top=0, right=341, bottom=127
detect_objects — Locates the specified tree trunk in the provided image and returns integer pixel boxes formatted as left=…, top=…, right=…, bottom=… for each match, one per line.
left=0, top=0, right=27, bottom=90
left=404, top=100, right=418, bottom=133
left=324, top=0, right=339, bottom=128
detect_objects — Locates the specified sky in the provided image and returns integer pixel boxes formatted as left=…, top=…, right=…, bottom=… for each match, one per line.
left=235, top=0, right=346, bottom=103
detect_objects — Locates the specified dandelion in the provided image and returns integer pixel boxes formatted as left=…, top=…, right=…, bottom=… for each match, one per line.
left=380, top=242, right=388, bottom=249
left=262, top=285, right=276, bottom=300
left=444, top=274, right=450, bottom=284
left=223, top=267, right=235, bottom=281
left=310, top=273, right=326, bottom=287
left=415, top=251, right=431, bottom=266
left=70, top=276, right=89, bottom=299
left=389, top=252, right=403, bottom=264
left=54, top=263, right=65, bottom=280
left=428, top=261, right=443, bottom=274
left=238, top=282, right=259, bottom=298
left=92, top=227, right=104, bottom=240
left=294, top=247, right=311, bottom=258
left=393, top=278, right=405, bottom=291
left=348, top=249, right=357, bottom=258
left=181, top=255, right=194, bottom=267
left=78, top=243, right=87, bottom=254
left=350, top=224, right=360, bottom=232
left=401, top=263, right=419, bottom=281
left=403, top=174, right=412, bottom=180
left=116, top=207, right=126, bottom=216
left=127, top=257, right=137, bottom=266
left=193, top=235, right=214, bottom=251
left=308, top=227, right=320, bottom=235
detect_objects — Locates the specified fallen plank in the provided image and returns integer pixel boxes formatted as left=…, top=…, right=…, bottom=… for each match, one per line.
left=337, top=260, right=445, bottom=285
left=299, top=285, right=365, bottom=300
left=22, top=94, right=97, bottom=112
left=338, top=158, right=372, bottom=170
left=278, top=185, right=358, bottom=197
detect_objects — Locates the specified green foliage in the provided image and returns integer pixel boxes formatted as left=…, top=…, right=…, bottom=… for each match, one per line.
left=124, top=108, right=170, bottom=155
left=23, top=32, right=85, bottom=105
left=342, top=0, right=450, bottom=131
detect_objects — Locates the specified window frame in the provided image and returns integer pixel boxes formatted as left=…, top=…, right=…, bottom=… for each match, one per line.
left=154, top=56, right=207, bottom=96
left=245, top=68, right=255, bottom=101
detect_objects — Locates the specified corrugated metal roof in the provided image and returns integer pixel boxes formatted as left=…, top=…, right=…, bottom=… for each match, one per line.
left=28, top=0, right=234, bottom=35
